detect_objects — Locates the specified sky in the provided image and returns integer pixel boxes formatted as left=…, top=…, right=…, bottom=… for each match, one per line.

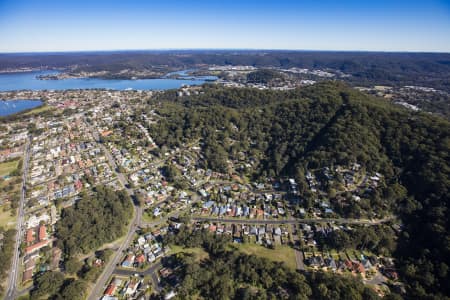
left=0, top=0, right=449, bottom=53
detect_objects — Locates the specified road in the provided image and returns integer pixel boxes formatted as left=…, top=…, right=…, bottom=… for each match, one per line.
left=192, top=216, right=395, bottom=225
left=87, top=125, right=142, bottom=300
left=113, top=261, right=163, bottom=292
left=5, top=137, right=31, bottom=300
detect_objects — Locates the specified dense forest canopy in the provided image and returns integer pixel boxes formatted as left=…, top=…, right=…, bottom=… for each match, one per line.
left=148, top=82, right=449, bottom=298
left=55, top=185, right=133, bottom=257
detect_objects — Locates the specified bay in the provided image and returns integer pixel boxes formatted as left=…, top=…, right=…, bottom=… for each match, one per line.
left=0, top=70, right=216, bottom=91
left=0, top=99, right=43, bottom=116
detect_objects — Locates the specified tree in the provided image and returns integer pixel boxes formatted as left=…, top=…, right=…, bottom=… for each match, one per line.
left=65, top=257, right=82, bottom=274
left=32, top=271, right=65, bottom=299
left=56, top=279, right=87, bottom=300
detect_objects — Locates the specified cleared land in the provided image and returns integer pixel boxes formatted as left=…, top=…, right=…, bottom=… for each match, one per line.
left=170, top=245, right=209, bottom=262
left=234, top=244, right=297, bottom=270
left=23, top=105, right=53, bottom=116
left=0, top=208, right=17, bottom=229
left=0, top=160, right=19, bottom=177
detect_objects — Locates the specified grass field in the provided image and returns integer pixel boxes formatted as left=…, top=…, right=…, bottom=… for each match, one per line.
left=0, top=160, right=19, bottom=177
left=23, top=105, right=53, bottom=116
left=170, top=245, right=209, bottom=261
left=0, top=208, right=17, bottom=229
left=234, top=243, right=297, bottom=270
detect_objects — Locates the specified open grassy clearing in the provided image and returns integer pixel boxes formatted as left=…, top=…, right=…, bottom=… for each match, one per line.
left=0, top=160, right=19, bottom=177
left=0, top=208, right=17, bottom=229
left=23, top=105, right=54, bottom=116
left=233, top=243, right=296, bottom=270
left=169, top=245, right=209, bottom=261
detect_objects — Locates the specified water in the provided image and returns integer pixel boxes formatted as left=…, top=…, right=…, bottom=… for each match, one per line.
left=0, top=99, right=43, bottom=116
left=0, top=70, right=217, bottom=92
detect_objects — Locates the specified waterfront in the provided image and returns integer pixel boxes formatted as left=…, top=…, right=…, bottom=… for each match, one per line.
left=0, top=99, right=43, bottom=116
left=0, top=70, right=215, bottom=91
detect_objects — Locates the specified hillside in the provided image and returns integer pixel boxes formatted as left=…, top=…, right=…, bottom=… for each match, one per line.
left=148, top=82, right=450, bottom=298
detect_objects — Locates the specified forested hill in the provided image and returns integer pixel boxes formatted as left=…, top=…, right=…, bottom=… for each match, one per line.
left=148, top=82, right=449, bottom=298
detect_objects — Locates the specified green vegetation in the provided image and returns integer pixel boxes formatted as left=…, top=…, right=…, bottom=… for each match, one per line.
left=0, top=208, right=17, bottom=228
left=166, top=227, right=380, bottom=300
left=150, top=83, right=449, bottom=298
left=0, top=228, right=16, bottom=297
left=22, top=105, right=54, bottom=116
left=32, top=222, right=116, bottom=298
left=320, top=225, right=397, bottom=256
left=30, top=271, right=87, bottom=300
left=170, top=245, right=209, bottom=262
left=246, top=69, right=283, bottom=84
left=0, top=158, right=21, bottom=177
left=234, top=243, right=297, bottom=270
left=55, top=185, right=133, bottom=257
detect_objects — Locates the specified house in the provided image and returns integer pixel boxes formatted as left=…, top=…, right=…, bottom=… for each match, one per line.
left=383, top=268, right=399, bottom=280
left=101, top=296, right=118, bottom=300
left=203, top=200, right=215, bottom=209
left=362, top=259, right=373, bottom=270
left=344, top=260, right=353, bottom=270
left=209, top=224, right=217, bottom=232
left=24, top=258, right=36, bottom=272
left=165, top=290, right=177, bottom=300
left=274, top=227, right=282, bottom=236
left=135, top=254, right=145, bottom=265
left=153, top=207, right=161, bottom=217
left=104, top=284, right=117, bottom=296
left=306, top=256, right=323, bottom=267
left=137, top=236, right=146, bottom=246
left=324, top=257, right=337, bottom=270
left=39, top=225, right=47, bottom=241
left=258, top=226, right=266, bottom=236
left=256, top=209, right=264, bottom=218
left=353, top=262, right=365, bottom=273
left=121, top=254, right=135, bottom=268
left=148, top=253, right=156, bottom=263
left=26, top=228, right=35, bottom=245
left=153, top=248, right=164, bottom=258
left=22, top=269, right=33, bottom=283
left=25, top=239, right=52, bottom=254
left=160, top=268, right=173, bottom=278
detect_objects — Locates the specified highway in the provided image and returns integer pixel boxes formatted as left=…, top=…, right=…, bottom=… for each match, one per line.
left=5, top=137, right=31, bottom=300
left=87, top=125, right=142, bottom=300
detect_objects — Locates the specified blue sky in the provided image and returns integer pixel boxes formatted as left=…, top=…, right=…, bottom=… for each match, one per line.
left=0, top=0, right=449, bottom=52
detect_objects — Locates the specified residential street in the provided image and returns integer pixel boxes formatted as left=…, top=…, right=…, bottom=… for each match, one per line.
left=192, top=216, right=395, bottom=225
left=113, top=261, right=163, bottom=293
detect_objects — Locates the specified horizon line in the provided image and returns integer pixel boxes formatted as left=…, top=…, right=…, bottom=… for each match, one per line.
left=1, top=48, right=449, bottom=55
